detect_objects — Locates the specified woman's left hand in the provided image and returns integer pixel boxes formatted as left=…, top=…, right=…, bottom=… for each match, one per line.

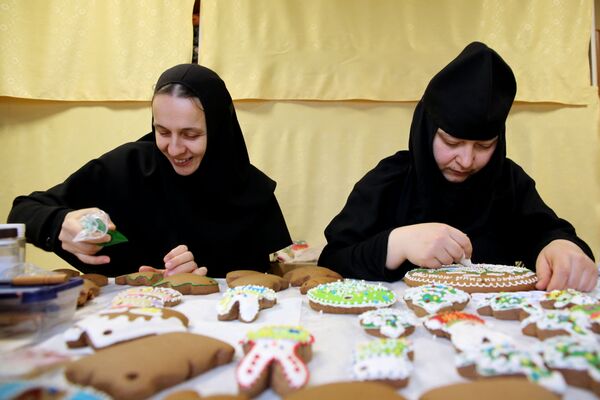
left=535, top=239, right=598, bottom=292
left=138, top=244, right=207, bottom=277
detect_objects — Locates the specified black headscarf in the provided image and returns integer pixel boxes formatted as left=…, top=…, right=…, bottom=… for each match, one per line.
left=405, top=42, right=516, bottom=234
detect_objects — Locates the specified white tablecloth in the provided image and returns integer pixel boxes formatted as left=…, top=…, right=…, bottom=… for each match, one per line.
left=1, top=279, right=597, bottom=400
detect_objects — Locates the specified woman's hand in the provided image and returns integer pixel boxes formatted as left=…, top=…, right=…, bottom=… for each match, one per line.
left=139, top=244, right=207, bottom=277
left=535, top=239, right=598, bottom=292
left=386, top=223, right=472, bottom=269
left=59, top=208, right=115, bottom=265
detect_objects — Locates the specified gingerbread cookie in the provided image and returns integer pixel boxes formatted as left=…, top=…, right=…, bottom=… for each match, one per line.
left=541, top=335, right=600, bottom=397
left=456, top=342, right=566, bottom=395
left=283, top=381, right=407, bottom=400
left=569, top=303, right=600, bottom=333
left=352, top=338, right=413, bottom=388
left=64, top=307, right=189, bottom=349
left=404, top=264, right=538, bottom=293
left=358, top=308, right=419, bottom=338
left=53, top=268, right=81, bottom=278
left=237, top=325, right=314, bottom=397
left=164, top=392, right=248, bottom=400
left=403, top=283, right=470, bottom=317
left=540, top=289, right=598, bottom=310
left=111, top=286, right=183, bottom=308
left=65, top=332, right=235, bottom=400
left=419, top=378, right=561, bottom=400
left=217, top=285, right=277, bottom=323
left=521, top=308, right=595, bottom=341
left=226, top=270, right=289, bottom=292
left=81, top=273, right=108, bottom=287
left=307, top=279, right=396, bottom=314
left=115, top=271, right=163, bottom=286
left=474, top=291, right=542, bottom=320
left=77, top=279, right=100, bottom=307
left=283, top=266, right=342, bottom=294
left=423, top=311, right=513, bottom=352
left=154, top=273, right=220, bottom=295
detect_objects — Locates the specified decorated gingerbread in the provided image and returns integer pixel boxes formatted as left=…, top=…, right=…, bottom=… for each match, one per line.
left=358, top=308, right=419, bottom=339
left=403, top=283, right=470, bottom=317
left=237, top=325, right=314, bottom=397
left=352, top=338, right=413, bottom=388
left=307, top=279, right=396, bottom=314
left=217, top=285, right=277, bottom=323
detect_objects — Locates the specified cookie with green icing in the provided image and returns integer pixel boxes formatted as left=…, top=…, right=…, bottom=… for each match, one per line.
left=358, top=308, right=418, bottom=338
left=570, top=303, right=600, bottom=333
left=521, top=308, right=596, bottom=341
left=456, top=342, right=566, bottom=395
left=352, top=338, right=413, bottom=388
left=540, top=289, right=599, bottom=310
left=475, top=291, right=542, bottom=320
left=541, top=336, right=600, bottom=397
left=115, top=271, right=163, bottom=286
left=403, top=283, right=469, bottom=317
left=154, top=273, right=220, bottom=295
left=306, top=279, right=396, bottom=314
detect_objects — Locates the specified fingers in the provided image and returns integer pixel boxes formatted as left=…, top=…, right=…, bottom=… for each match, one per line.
left=535, top=259, right=552, bottom=290
left=448, top=228, right=473, bottom=259
left=164, top=244, right=189, bottom=263
left=75, top=253, right=111, bottom=265
left=165, top=260, right=198, bottom=277
left=193, top=267, right=208, bottom=276
left=138, top=265, right=165, bottom=274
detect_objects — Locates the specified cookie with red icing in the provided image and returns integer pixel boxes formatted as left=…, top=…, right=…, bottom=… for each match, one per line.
left=237, top=325, right=314, bottom=397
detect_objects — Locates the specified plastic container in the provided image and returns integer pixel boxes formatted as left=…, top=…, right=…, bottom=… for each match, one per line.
left=0, top=228, right=22, bottom=274
left=0, top=278, right=83, bottom=338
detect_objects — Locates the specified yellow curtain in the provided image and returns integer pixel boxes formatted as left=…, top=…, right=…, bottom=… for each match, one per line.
left=0, top=0, right=194, bottom=100
left=200, top=0, right=593, bottom=104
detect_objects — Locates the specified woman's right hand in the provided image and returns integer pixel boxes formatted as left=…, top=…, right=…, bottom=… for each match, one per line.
left=59, top=208, right=115, bottom=265
left=386, top=223, right=472, bottom=270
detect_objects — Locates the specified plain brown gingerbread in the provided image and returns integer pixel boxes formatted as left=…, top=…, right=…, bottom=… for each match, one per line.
left=283, top=381, right=407, bottom=400
left=418, top=378, right=560, bottom=400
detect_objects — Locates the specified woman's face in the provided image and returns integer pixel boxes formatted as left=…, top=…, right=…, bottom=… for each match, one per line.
left=153, top=94, right=207, bottom=176
left=432, top=128, right=498, bottom=183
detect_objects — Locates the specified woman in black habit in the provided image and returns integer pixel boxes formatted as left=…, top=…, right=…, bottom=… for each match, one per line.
left=8, top=64, right=292, bottom=277
left=318, top=42, right=597, bottom=292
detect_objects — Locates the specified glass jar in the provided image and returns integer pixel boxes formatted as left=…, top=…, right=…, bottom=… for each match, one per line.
left=0, top=228, right=21, bottom=273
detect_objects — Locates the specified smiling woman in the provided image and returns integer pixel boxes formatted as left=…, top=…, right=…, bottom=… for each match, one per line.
left=7, top=64, right=292, bottom=278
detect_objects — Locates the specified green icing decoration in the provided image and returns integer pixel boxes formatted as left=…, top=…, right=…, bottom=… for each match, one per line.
left=246, top=326, right=312, bottom=343
left=356, top=338, right=410, bottom=359
left=102, top=229, right=129, bottom=246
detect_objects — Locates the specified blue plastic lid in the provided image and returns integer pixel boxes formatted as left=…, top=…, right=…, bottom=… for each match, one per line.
left=0, top=278, right=83, bottom=303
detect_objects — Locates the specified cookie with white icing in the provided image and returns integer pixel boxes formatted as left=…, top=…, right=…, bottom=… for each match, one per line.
left=64, top=307, right=189, bottom=349
left=237, top=325, right=314, bottom=397
left=217, top=285, right=276, bottom=323
left=358, top=308, right=418, bottom=338
left=569, top=303, right=600, bottom=333
left=475, top=291, right=542, bottom=320
left=456, top=342, right=566, bottom=395
left=307, top=279, right=396, bottom=314
left=521, top=308, right=595, bottom=341
left=424, top=311, right=514, bottom=352
left=541, top=336, right=600, bottom=397
left=403, top=283, right=469, bottom=317
left=540, top=289, right=598, bottom=310
left=404, top=264, right=537, bottom=293
left=111, top=286, right=183, bottom=308
left=352, top=338, right=413, bottom=388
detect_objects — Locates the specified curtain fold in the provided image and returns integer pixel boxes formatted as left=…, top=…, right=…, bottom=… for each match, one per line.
left=0, top=0, right=194, bottom=100
left=200, top=0, right=593, bottom=104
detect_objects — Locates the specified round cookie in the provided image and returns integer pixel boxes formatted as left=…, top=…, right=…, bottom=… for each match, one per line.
left=352, top=338, right=413, bottom=388
left=217, top=285, right=277, bottom=323
left=403, top=264, right=537, bottom=293
left=403, top=283, right=470, bottom=317
left=358, top=308, right=419, bottom=338
left=419, top=378, right=561, bottom=400
left=154, top=273, right=220, bottom=295
left=282, top=381, right=407, bottom=400
left=307, top=279, right=396, bottom=314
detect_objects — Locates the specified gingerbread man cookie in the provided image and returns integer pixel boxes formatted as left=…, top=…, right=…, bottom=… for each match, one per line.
left=237, top=325, right=314, bottom=397
left=403, top=283, right=470, bottom=317
left=217, top=285, right=277, bottom=323
left=352, top=338, right=413, bottom=388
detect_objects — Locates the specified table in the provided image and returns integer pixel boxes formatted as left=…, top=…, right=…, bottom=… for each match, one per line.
left=2, top=279, right=597, bottom=400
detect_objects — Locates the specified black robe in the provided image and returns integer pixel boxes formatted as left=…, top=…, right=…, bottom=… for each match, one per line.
left=318, top=42, right=593, bottom=281
left=8, top=64, right=292, bottom=276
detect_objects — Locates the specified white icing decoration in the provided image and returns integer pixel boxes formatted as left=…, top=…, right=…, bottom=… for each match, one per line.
left=405, top=264, right=537, bottom=289
left=352, top=338, right=413, bottom=381
left=521, top=308, right=594, bottom=338
left=541, top=336, right=600, bottom=382
left=217, top=285, right=276, bottom=322
left=306, top=279, right=396, bottom=308
left=403, top=283, right=470, bottom=314
left=358, top=309, right=418, bottom=338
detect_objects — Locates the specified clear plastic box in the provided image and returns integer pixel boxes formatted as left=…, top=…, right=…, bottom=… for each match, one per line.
left=0, top=278, right=83, bottom=338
